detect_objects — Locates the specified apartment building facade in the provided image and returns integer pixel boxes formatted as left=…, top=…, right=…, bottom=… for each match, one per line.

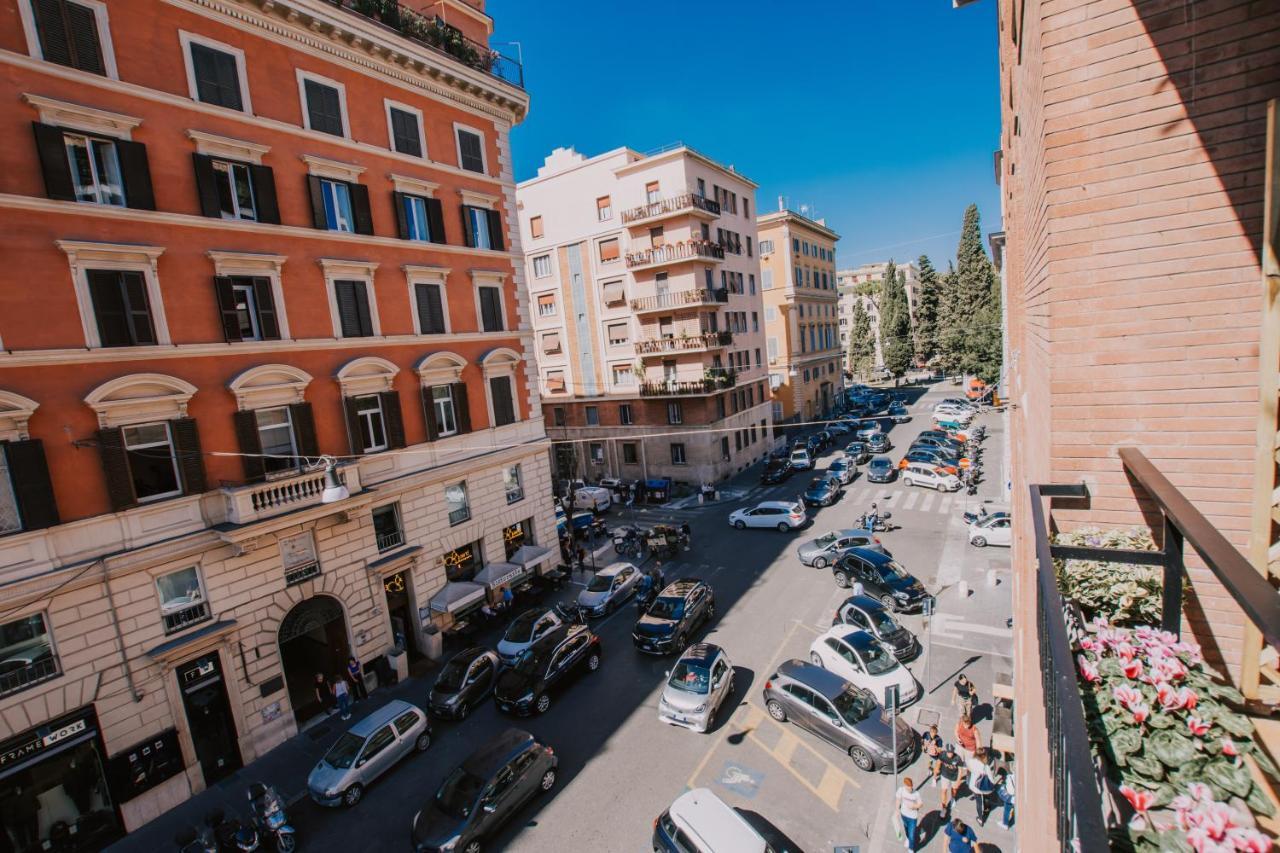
left=840, top=260, right=920, bottom=318
left=518, top=146, right=773, bottom=486
left=757, top=209, right=842, bottom=423
left=0, top=0, right=550, bottom=841
left=836, top=273, right=884, bottom=374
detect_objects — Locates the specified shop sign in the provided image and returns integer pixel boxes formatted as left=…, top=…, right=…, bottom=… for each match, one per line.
left=105, top=728, right=183, bottom=801
left=0, top=713, right=91, bottom=769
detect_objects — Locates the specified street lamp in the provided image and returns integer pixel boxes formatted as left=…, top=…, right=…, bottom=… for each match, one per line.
left=317, top=456, right=349, bottom=503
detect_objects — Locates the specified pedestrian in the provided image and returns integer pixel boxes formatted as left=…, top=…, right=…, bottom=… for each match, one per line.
left=895, top=776, right=923, bottom=851
left=998, top=767, right=1015, bottom=829
left=923, top=724, right=944, bottom=787
left=333, top=671, right=352, bottom=720
left=501, top=585, right=514, bottom=610
left=576, top=545, right=586, bottom=570
left=966, top=748, right=998, bottom=826
left=680, top=521, right=692, bottom=550
left=944, top=818, right=978, bottom=853
left=953, top=674, right=977, bottom=717
left=313, top=671, right=332, bottom=715
left=937, top=742, right=964, bottom=817
left=954, top=712, right=980, bottom=762
left=346, top=655, right=368, bottom=701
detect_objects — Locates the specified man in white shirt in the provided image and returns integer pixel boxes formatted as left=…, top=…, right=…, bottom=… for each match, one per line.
left=895, top=776, right=923, bottom=851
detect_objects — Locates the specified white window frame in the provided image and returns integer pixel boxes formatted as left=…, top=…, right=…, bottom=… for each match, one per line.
left=255, top=405, right=301, bottom=477
left=155, top=565, right=211, bottom=634
left=320, top=178, right=354, bottom=232
left=179, top=30, right=252, bottom=114
left=404, top=264, right=452, bottom=335
left=536, top=293, right=557, bottom=318
left=532, top=255, right=552, bottom=279
left=503, top=463, right=523, bottom=504
left=445, top=480, right=471, bottom=526
left=18, top=0, right=119, bottom=79
left=296, top=69, right=350, bottom=138
left=452, top=122, right=488, bottom=174
left=481, top=348, right=521, bottom=428
left=208, top=251, right=291, bottom=340
left=472, top=272, right=508, bottom=333
left=352, top=394, right=388, bottom=453
left=606, top=323, right=629, bottom=346
left=58, top=241, right=170, bottom=348
left=384, top=99, right=426, bottom=158
left=432, top=384, right=459, bottom=437
left=122, top=421, right=183, bottom=503
left=318, top=258, right=381, bottom=338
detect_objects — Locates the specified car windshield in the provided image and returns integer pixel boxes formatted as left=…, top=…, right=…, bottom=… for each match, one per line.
left=833, top=686, right=876, bottom=724
left=435, top=767, right=485, bottom=819
left=586, top=574, right=613, bottom=592
left=878, top=561, right=910, bottom=581
left=504, top=611, right=543, bottom=643
left=870, top=460, right=890, bottom=470
left=859, top=640, right=899, bottom=676
left=815, top=532, right=837, bottom=546
left=648, top=597, right=685, bottom=620
left=869, top=609, right=900, bottom=635
left=435, top=657, right=470, bottom=692
left=323, top=733, right=365, bottom=770
left=668, top=661, right=711, bottom=694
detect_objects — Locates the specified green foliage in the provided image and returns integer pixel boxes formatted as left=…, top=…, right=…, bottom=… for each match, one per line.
left=846, top=299, right=876, bottom=379
left=1054, top=527, right=1164, bottom=625
left=935, top=205, right=1002, bottom=383
left=913, top=254, right=941, bottom=363
left=879, top=261, right=914, bottom=377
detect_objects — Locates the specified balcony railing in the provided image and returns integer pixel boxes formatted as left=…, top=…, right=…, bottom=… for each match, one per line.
left=639, top=371, right=737, bottom=397
left=328, top=1, right=524, bottom=88
left=376, top=529, right=405, bottom=552
left=161, top=601, right=212, bottom=635
left=635, top=330, right=733, bottom=355
left=620, top=193, right=721, bottom=225
left=630, top=288, right=729, bottom=312
left=448, top=506, right=472, bottom=526
left=0, top=654, right=60, bottom=698
left=222, top=465, right=362, bottom=526
left=625, top=240, right=724, bottom=269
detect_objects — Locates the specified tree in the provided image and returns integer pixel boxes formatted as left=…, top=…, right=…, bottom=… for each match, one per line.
left=935, top=205, right=1002, bottom=384
left=913, top=254, right=941, bottom=364
left=880, top=262, right=914, bottom=379
left=846, top=299, right=876, bottom=380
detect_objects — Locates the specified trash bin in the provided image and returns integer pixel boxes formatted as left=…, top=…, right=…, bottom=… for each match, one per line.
left=388, top=648, right=408, bottom=683
left=423, top=624, right=443, bottom=662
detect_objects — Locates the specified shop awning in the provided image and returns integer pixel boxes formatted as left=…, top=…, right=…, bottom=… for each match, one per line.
left=472, top=561, right=527, bottom=590
left=429, top=582, right=486, bottom=614
left=509, top=544, right=554, bottom=572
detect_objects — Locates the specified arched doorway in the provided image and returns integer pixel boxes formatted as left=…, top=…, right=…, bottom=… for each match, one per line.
left=278, top=595, right=349, bottom=725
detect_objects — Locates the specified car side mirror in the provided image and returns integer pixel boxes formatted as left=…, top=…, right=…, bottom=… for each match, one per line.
left=482, top=802, right=497, bottom=814
left=664, top=670, right=671, bottom=678
left=830, top=717, right=842, bottom=728
left=356, top=758, right=367, bottom=767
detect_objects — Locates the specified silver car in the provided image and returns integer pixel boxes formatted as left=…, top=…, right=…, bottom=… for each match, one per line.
left=307, top=700, right=431, bottom=807
left=658, top=643, right=734, bottom=733
left=497, top=608, right=565, bottom=666
left=796, top=529, right=885, bottom=568
left=577, top=562, right=642, bottom=617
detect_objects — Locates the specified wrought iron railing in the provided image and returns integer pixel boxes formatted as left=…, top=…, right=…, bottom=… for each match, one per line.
left=630, top=288, right=728, bottom=312
left=638, top=370, right=737, bottom=397
left=0, top=654, right=60, bottom=698
left=284, top=561, right=321, bottom=587
left=635, top=330, right=733, bottom=355
left=162, top=601, right=212, bottom=635
left=621, top=192, right=721, bottom=224
left=625, top=240, right=724, bottom=269
left=448, top=506, right=471, bottom=526
left=376, top=529, right=405, bottom=552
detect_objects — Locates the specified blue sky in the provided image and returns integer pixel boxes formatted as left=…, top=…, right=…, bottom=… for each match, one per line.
left=491, top=1, right=1002, bottom=270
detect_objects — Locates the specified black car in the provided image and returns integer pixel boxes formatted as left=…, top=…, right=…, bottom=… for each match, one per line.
left=866, top=433, right=891, bottom=453
left=760, top=459, right=792, bottom=485
left=903, top=447, right=959, bottom=469
left=632, top=579, right=715, bottom=655
left=866, top=456, right=896, bottom=483
left=844, top=441, right=871, bottom=464
left=411, top=728, right=558, bottom=853
left=802, top=476, right=841, bottom=508
left=913, top=435, right=965, bottom=456
left=493, top=624, right=601, bottom=715
left=832, top=595, right=921, bottom=662
left=429, top=647, right=500, bottom=719
left=806, top=434, right=824, bottom=456
left=831, top=548, right=929, bottom=612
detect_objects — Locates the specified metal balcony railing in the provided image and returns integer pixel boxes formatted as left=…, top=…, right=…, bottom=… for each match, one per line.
left=620, top=192, right=721, bottom=224
left=630, top=288, right=729, bottom=312
left=635, top=330, right=733, bottom=355
left=638, top=370, right=737, bottom=397
left=376, top=529, right=405, bottom=552
left=0, top=654, right=60, bottom=698
left=161, top=601, right=212, bottom=635
left=625, top=240, right=724, bottom=269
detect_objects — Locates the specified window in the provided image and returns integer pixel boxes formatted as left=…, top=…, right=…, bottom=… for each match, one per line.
left=696, top=178, right=706, bottom=197
left=299, top=74, right=346, bottom=137
left=215, top=275, right=279, bottom=342
left=334, top=280, right=374, bottom=337
left=747, top=236, right=753, bottom=257
left=414, top=282, right=446, bottom=334
left=122, top=422, right=181, bottom=502
left=445, top=481, right=470, bottom=525
left=455, top=126, right=486, bottom=173
left=721, top=436, right=730, bottom=461
left=386, top=104, right=423, bottom=157
left=794, top=266, right=803, bottom=287
left=372, top=503, right=404, bottom=551
left=755, top=348, right=762, bottom=369
left=185, top=37, right=246, bottom=111
left=157, top=566, right=210, bottom=634
left=0, top=440, right=54, bottom=535
left=29, top=0, right=107, bottom=75
left=255, top=407, right=299, bottom=475
left=622, top=442, right=638, bottom=464
left=670, top=443, right=686, bottom=465
left=752, top=311, right=759, bottom=333
left=399, top=194, right=433, bottom=242
left=585, top=406, right=599, bottom=426
left=213, top=159, right=257, bottom=219
left=431, top=385, right=458, bottom=437
left=280, top=530, right=320, bottom=585
left=530, top=215, right=543, bottom=239
left=478, top=285, right=504, bottom=332
left=767, top=337, right=778, bottom=360
left=649, top=226, right=665, bottom=248
left=489, top=376, right=516, bottom=426
left=350, top=395, right=387, bottom=453
left=597, top=195, right=612, bottom=220
left=792, top=238, right=800, bottom=253
left=612, top=365, right=634, bottom=387
left=743, top=198, right=750, bottom=218
left=607, top=323, right=629, bottom=345
left=762, top=268, right=773, bottom=290
left=589, top=443, right=605, bottom=465
left=87, top=269, right=155, bottom=347
left=541, top=332, right=561, bottom=354
left=546, top=371, right=566, bottom=393
left=598, top=238, right=620, bottom=264
left=760, top=239, right=773, bottom=254
left=64, top=131, right=125, bottom=206
left=667, top=402, right=683, bottom=425
left=0, top=613, right=59, bottom=697
left=463, top=205, right=503, bottom=250
left=553, top=407, right=566, bottom=427
left=619, top=403, right=633, bottom=425
left=749, top=274, right=756, bottom=295
left=715, top=395, right=725, bottom=419
left=503, top=464, right=523, bottom=503
left=319, top=178, right=354, bottom=231
left=645, top=181, right=660, bottom=203
left=533, top=255, right=552, bottom=278
left=537, top=293, right=556, bottom=317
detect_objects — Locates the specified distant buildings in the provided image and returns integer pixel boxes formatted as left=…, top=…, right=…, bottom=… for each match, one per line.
left=836, top=260, right=920, bottom=376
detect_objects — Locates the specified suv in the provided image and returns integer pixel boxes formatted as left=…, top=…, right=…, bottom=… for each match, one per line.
left=865, top=433, right=891, bottom=453
left=832, top=595, right=921, bottom=661
left=493, top=623, right=602, bottom=715
left=497, top=608, right=565, bottom=666
left=843, top=442, right=870, bottom=464
left=429, top=647, right=500, bottom=719
left=901, top=463, right=961, bottom=491
left=830, top=548, right=929, bottom=612
left=797, top=529, right=884, bottom=568
left=762, top=660, right=919, bottom=773
left=633, top=579, right=715, bottom=655
left=411, top=728, right=558, bottom=853
left=308, top=700, right=431, bottom=807
left=653, top=788, right=772, bottom=853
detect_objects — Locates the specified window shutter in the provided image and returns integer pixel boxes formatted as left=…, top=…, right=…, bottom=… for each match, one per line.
left=87, top=270, right=131, bottom=347
left=335, top=281, right=373, bottom=337
left=170, top=417, right=207, bottom=494
left=96, top=427, right=136, bottom=511
left=190, top=43, right=241, bottom=110
left=343, top=397, right=363, bottom=455
left=425, top=198, right=446, bottom=245
left=304, top=80, right=344, bottom=136
left=5, top=439, right=59, bottom=530
left=421, top=386, right=439, bottom=442
left=485, top=209, right=505, bottom=252
left=253, top=277, right=280, bottom=340
left=214, top=276, right=241, bottom=342
left=380, top=391, right=405, bottom=449
left=116, top=140, right=156, bottom=210
left=232, top=410, right=265, bottom=483
left=121, top=271, right=157, bottom=345
left=307, top=175, right=327, bottom=229
left=458, top=130, right=484, bottom=172
left=62, top=0, right=105, bottom=74
left=415, top=282, right=444, bottom=334
left=249, top=164, right=280, bottom=224
left=479, top=287, right=503, bottom=332
left=460, top=205, right=476, bottom=247
left=390, top=109, right=421, bottom=157
left=490, top=376, right=515, bottom=426
left=33, top=0, right=73, bottom=67
left=350, top=183, right=374, bottom=235
left=192, top=153, right=222, bottom=218
left=452, top=382, right=471, bottom=434
left=392, top=191, right=409, bottom=240
left=32, top=123, right=75, bottom=201
left=289, top=402, right=319, bottom=457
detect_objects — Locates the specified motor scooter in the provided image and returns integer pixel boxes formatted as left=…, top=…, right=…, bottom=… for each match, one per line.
left=247, top=783, right=296, bottom=852
left=204, top=809, right=259, bottom=853
left=554, top=601, right=587, bottom=625
left=857, top=510, right=894, bottom=533
left=175, top=826, right=217, bottom=853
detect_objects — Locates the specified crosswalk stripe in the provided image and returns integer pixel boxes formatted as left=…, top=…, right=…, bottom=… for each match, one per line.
left=874, top=489, right=891, bottom=503
left=940, top=494, right=954, bottom=513
left=920, top=493, right=935, bottom=513
left=901, top=492, right=919, bottom=511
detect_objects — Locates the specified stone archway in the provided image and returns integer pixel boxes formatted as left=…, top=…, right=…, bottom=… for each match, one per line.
left=277, top=595, right=349, bottom=724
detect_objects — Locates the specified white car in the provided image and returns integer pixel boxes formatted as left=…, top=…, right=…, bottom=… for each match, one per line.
left=854, top=422, right=882, bottom=440
left=933, top=403, right=975, bottom=419
left=728, top=501, right=807, bottom=532
left=809, top=627, right=920, bottom=708
left=573, top=486, right=612, bottom=512
left=826, top=457, right=856, bottom=484
left=789, top=448, right=813, bottom=470
left=902, top=464, right=961, bottom=491
left=969, top=514, right=1012, bottom=547
left=658, top=643, right=734, bottom=733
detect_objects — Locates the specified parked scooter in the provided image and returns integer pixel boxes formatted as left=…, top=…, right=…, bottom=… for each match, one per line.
left=204, top=809, right=260, bottom=853
left=962, top=505, right=994, bottom=525
left=247, top=783, right=296, bottom=852
left=175, top=826, right=217, bottom=853
left=554, top=601, right=587, bottom=625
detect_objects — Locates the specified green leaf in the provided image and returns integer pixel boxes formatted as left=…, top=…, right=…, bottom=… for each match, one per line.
left=1248, top=746, right=1280, bottom=781
left=1214, top=709, right=1255, bottom=738
left=1145, top=711, right=1175, bottom=729
left=1098, top=657, right=1124, bottom=677
left=1206, top=681, right=1244, bottom=704
left=1246, top=781, right=1277, bottom=818
left=1108, top=726, right=1144, bottom=758
left=1127, top=753, right=1164, bottom=782
left=1203, top=758, right=1252, bottom=798
left=1149, top=730, right=1198, bottom=767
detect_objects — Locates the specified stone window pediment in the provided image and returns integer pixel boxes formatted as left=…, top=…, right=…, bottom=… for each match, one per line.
left=85, top=374, right=197, bottom=428
left=0, top=391, right=40, bottom=441
left=228, top=364, right=313, bottom=410
left=336, top=356, right=399, bottom=396
left=415, top=352, right=467, bottom=385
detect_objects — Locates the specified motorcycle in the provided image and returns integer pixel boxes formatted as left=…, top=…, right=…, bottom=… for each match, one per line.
left=554, top=601, right=587, bottom=625
left=857, top=511, right=894, bottom=533
left=612, top=526, right=645, bottom=558
left=635, top=584, right=658, bottom=614
left=175, top=826, right=217, bottom=853
left=247, top=783, right=296, bottom=853
left=204, top=810, right=259, bottom=853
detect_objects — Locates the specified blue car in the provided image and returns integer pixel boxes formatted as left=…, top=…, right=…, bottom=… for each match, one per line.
left=866, top=456, right=896, bottom=483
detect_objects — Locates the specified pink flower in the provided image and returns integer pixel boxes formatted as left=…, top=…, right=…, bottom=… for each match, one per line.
left=1079, top=637, right=1098, bottom=652
left=1123, top=658, right=1144, bottom=680
left=1226, top=827, right=1272, bottom=853
left=1187, top=783, right=1213, bottom=803
left=1187, top=716, right=1211, bottom=737
left=1178, top=686, right=1198, bottom=710
left=1113, top=685, right=1143, bottom=710
left=1221, top=739, right=1238, bottom=757
left=1116, top=642, right=1138, bottom=662
left=1077, top=654, right=1100, bottom=683
left=1157, top=682, right=1179, bottom=708
left=1119, top=784, right=1155, bottom=814
left=1131, top=702, right=1151, bottom=724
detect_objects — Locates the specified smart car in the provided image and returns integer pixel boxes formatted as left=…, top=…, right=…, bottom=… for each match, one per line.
left=808, top=626, right=920, bottom=707
left=657, top=644, right=734, bottom=733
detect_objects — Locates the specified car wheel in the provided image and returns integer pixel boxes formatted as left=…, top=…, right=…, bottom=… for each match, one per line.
left=904, top=477, right=914, bottom=487
left=734, top=520, right=746, bottom=530
left=415, top=731, right=432, bottom=752
left=936, top=482, right=945, bottom=492
left=535, top=694, right=551, bottom=714
left=343, top=783, right=364, bottom=807
left=706, top=600, right=715, bottom=620
left=972, top=536, right=987, bottom=548
left=777, top=522, right=790, bottom=532
left=587, top=652, right=601, bottom=672
left=540, top=768, right=558, bottom=792
left=833, top=571, right=850, bottom=588
left=809, top=651, right=824, bottom=667
left=880, top=594, right=895, bottom=609
left=277, top=834, right=298, bottom=853
left=812, top=556, right=828, bottom=569
left=849, top=746, right=876, bottom=772
left=766, top=699, right=788, bottom=722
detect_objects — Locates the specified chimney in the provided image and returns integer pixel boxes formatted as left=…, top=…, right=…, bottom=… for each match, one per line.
left=777, top=195, right=784, bottom=212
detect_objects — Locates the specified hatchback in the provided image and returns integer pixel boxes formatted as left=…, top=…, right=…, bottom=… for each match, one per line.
left=796, top=529, right=884, bottom=568
left=887, top=402, right=910, bottom=423
left=969, top=514, right=1012, bottom=547
left=826, top=457, right=856, bottom=484
left=854, top=421, right=882, bottom=440
left=429, top=648, right=500, bottom=720
left=832, top=595, right=920, bottom=661
left=308, top=700, right=431, bottom=807
left=843, top=442, right=870, bottom=464
left=658, top=643, right=734, bottom=733
left=865, top=456, right=896, bottom=483
left=902, top=463, right=961, bottom=491
left=497, top=608, right=565, bottom=666
left=577, top=562, right=642, bottom=617
left=653, top=788, right=773, bottom=853
left=411, top=728, right=557, bottom=853
left=494, top=623, right=602, bottom=715
left=633, top=579, right=715, bottom=655
left=762, top=660, right=919, bottom=773
left=900, top=449, right=959, bottom=475
left=809, top=627, right=920, bottom=707
left=728, top=501, right=807, bottom=531
left=789, top=448, right=813, bottom=470
left=830, top=548, right=929, bottom=612
left=760, top=459, right=792, bottom=484
left=802, top=476, right=841, bottom=508
left=913, top=435, right=964, bottom=455
left=865, top=433, right=891, bottom=453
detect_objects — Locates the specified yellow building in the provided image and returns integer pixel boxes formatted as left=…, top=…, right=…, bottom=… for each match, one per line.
left=757, top=209, right=842, bottom=424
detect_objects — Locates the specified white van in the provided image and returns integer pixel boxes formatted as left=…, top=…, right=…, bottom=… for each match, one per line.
left=653, top=788, right=773, bottom=853
left=789, top=448, right=813, bottom=470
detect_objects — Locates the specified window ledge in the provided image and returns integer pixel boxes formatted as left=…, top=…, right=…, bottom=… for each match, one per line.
left=301, top=154, right=366, bottom=182
left=24, top=94, right=142, bottom=138
left=389, top=173, right=440, bottom=197
left=317, top=257, right=379, bottom=279
left=207, top=250, right=287, bottom=276
left=458, top=188, right=501, bottom=209
left=187, top=130, right=270, bottom=164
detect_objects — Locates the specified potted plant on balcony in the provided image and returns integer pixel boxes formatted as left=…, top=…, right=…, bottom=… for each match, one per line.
left=1055, top=527, right=1166, bottom=626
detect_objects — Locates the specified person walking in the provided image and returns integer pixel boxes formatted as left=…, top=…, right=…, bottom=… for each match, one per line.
left=923, top=724, right=944, bottom=787
left=313, top=672, right=332, bottom=716
left=937, top=742, right=964, bottom=817
left=997, top=767, right=1015, bottom=829
left=501, top=585, right=514, bottom=611
left=953, top=674, right=977, bottom=717
left=966, top=748, right=998, bottom=826
left=954, top=712, right=980, bottom=762
left=895, top=776, right=923, bottom=851
left=346, top=655, right=368, bottom=701
left=333, top=671, right=352, bottom=720
left=944, top=818, right=978, bottom=853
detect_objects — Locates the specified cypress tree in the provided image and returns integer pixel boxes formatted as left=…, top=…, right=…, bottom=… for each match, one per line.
left=846, top=299, right=876, bottom=380
left=913, top=254, right=941, bottom=364
left=880, top=263, right=914, bottom=379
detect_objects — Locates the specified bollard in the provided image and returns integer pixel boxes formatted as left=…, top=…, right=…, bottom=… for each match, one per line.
left=959, top=580, right=970, bottom=599
left=987, top=569, right=999, bottom=587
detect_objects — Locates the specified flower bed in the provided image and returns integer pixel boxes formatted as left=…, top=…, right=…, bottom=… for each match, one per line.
left=1055, top=527, right=1163, bottom=626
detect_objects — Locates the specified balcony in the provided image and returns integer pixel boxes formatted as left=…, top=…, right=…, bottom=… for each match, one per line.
left=0, top=654, right=60, bottom=699
left=630, top=288, right=729, bottom=313
left=625, top=240, right=724, bottom=271
left=635, top=330, right=733, bottom=355
left=639, top=370, right=737, bottom=397
left=221, top=464, right=363, bottom=526
left=621, top=192, right=721, bottom=226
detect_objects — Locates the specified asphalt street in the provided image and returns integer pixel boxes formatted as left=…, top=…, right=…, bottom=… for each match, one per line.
left=277, top=381, right=1016, bottom=853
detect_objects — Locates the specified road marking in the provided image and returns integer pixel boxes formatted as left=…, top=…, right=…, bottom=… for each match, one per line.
left=901, top=492, right=919, bottom=511
left=920, top=493, right=935, bottom=513
left=940, top=494, right=954, bottom=513
left=772, top=730, right=799, bottom=765
left=739, top=707, right=862, bottom=809
left=933, top=613, right=1013, bottom=639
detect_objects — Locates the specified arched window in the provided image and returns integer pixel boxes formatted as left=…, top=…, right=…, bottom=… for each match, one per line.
left=227, top=364, right=316, bottom=482
left=415, top=352, right=469, bottom=441
left=480, top=348, right=521, bottom=428
left=335, top=357, right=403, bottom=455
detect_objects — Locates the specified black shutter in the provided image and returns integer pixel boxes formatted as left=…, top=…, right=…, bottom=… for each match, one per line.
left=460, top=205, right=476, bottom=247
left=389, top=109, right=421, bottom=157
left=232, top=410, right=265, bottom=484
left=33, top=0, right=73, bottom=67
left=490, top=376, right=515, bottom=426
left=121, top=271, right=156, bottom=345
left=343, top=397, right=364, bottom=455
left=192, top=153, right=222, bottom=217
left=486, top=209, right=505, bottom=252
left=170, top=417, right=207, bottom=495
left=87, top=270, right=131, bottom=347
left=214, top=276, right=241, bottom=342
left=32, top=123, right=75, bottom=201
left=392, top=191, right=409, bottom=240
left=5, top=439, right=59, bottom=530
left=249, top=164, right=280, bottom=224
left=380, top=391, right=405, bottom=449
left=253, top=277, right=280, bottom=340
left=425, top=198, right=446, bottom=245
left=335, top=281, right=373, bottom=337
left=421, top=386, right=439, bottom=442
left=458, top=130, right=484, bottom=173
left=415, top=283, right=444, bottom=334
left=190, top=42, right=242, bottom=110
left=96, top=427, right=136, bottom=511
left=479, top=287, right=502, bottom=332
left=289, top=402, right=319, bottom=457
left=116, top=140, right=156, bottom=210
left=350, top=183, right=373, bottom=235
left=452, top=382, right=471, bottom=434
left=307, top=175, right=327, bottom=229
left=34, top=0, right=104, bottom=75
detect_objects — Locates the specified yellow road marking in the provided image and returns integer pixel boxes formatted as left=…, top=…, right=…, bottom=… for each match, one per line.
left=772, top=730, right=799, bottom=765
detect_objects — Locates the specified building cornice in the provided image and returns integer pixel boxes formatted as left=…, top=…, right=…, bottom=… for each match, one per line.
left=613, top=146, right=759, bottom=189
left=756, top=210, right=841, bottom=242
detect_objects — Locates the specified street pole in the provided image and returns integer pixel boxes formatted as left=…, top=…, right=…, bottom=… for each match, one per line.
left=888, top=683, right=900, bottom=796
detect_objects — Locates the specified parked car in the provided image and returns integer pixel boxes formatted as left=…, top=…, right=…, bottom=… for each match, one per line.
left=658, top=643, right=735, bottom=733
left=826, top=457, right=856, bottom=484
left=901, top=463, right=961, bottom=491
left=802, top=476, right=842, bottom=508
left=900, top=448, right=960, bottom=475
left=570, top=511, right=595, bottom=533
left=865, top=456, right=896, bottom=483
left=933, top=405, right=974, bottom=423
left=832, top=595, right=921, bottom=661
left=917, top=429, right=963, bottom=444
left=760, top=459, right=792, bottom=484
left=809, top=627, right=920, bottom=707
left=577, top=562, right=642, bottom=617
left=887, top=402, right=910, bottom=423
left=865, top=433, right=891, bottom=453
left=827, top=421, right=852, bottom=436
left=497, top=608, right=565, bottom=666
left=913, top=435, right=964, bottom=455
left=797, top=529, right=885, bottom=568
left=969, top=514, right=1013, bottom=548
left=789, top=447, right=813, bottom=470
left=830, top=548, right=929, bottom=612
left=429, top=648, right=500, bottom=720
left=307, top=700, right=431, bottom=807
left=762, top=660, right=919, bottom=773
left=854, top=420, right=882, bottom=440
left=844, top=441, right=870, bottom=464
left=814, top=430, right=834, bottom=450
left=633, top=579, right=715, bottom=655
left=411, top=728, right=558, bottom=853
left=572, top=486, right=612, bottom=513
left=653, top=788, right=772, bottom=853
left=493, top=623, right=602, bottom=715
left=729, top=501, right=807, bottom=531
left=938, top=397, right=975, bottom=410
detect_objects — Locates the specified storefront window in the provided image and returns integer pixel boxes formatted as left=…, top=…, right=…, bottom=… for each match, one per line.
left=0, top=613, right=59, bottom=698
left=442, top=541, right=480, bottom=582
left=503, top=519, right=534, bottom=560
